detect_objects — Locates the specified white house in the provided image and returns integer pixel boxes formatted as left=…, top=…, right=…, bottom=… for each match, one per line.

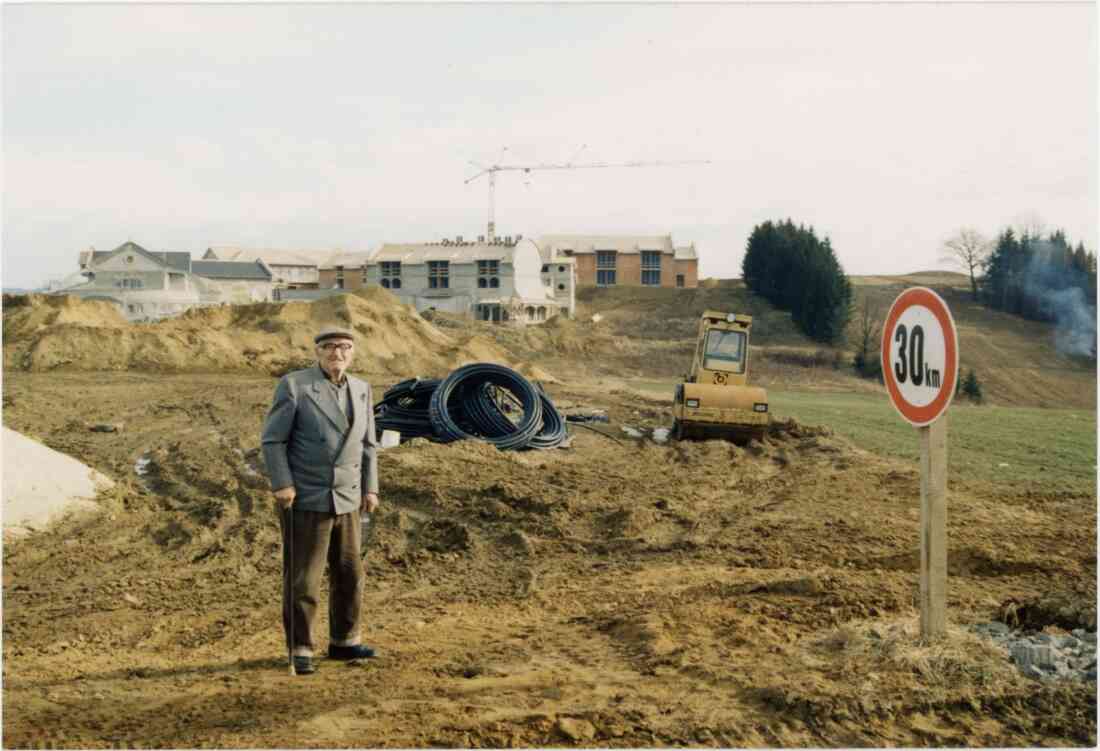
left=539, top=256, right=577, bottom=318
left=191, top=260, right=275, bottom=303
left=365, top=236, right=567, bottom=324
left=59, top=241, right=275, bottom=320
left=203, top=246, right=336, bottom=289
left=66, top=241, right=205, bottom=321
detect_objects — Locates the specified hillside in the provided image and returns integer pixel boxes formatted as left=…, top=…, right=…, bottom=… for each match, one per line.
left=849, top=276, right=1097, bottom=409
left=573, top=275, right=1096, bottom=409
left=3, top=274, right=1095, bottom=408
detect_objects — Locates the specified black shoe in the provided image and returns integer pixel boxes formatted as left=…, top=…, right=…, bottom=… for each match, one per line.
left=292, top=656, right=316, bottom=674
left=328, top=643, right=377, bottom=660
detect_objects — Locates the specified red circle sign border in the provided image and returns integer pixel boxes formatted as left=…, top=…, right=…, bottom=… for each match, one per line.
left=880, top=287, right=959, bottom=427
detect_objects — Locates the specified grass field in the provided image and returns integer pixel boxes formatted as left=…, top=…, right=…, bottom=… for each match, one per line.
left=627, top=378, right=1097, bottom=495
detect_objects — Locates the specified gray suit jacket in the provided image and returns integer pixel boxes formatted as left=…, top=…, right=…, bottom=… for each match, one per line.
left=260, top=365, right=379, bottom=515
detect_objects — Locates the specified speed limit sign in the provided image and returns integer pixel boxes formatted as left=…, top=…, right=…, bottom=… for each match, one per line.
left=881, top=287, right=959, bottom=427
left=880, top=286, right=959, bottom=640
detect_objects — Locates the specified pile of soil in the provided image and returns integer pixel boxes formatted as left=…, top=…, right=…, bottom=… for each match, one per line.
left=2, top=291, right=517, bottom=379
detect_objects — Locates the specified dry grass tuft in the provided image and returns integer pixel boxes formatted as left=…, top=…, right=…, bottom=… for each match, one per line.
left=808, top=617, right=1017, bottom=689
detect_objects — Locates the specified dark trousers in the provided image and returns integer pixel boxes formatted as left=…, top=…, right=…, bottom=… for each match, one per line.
left=280, top=507, right=363, bottom=657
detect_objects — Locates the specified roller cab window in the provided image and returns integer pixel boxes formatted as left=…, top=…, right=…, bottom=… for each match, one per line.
left=703, top=329, right=746, bottom=373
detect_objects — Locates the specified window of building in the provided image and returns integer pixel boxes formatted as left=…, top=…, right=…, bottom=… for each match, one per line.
left=335, top=278, right=344, bottom=289
left=477, top=260, right=499, bottom=290
left=476, top=303, right=502, bottom=323
left=541, top=265, right=549, bottom=273
left=361, top=265, right=368, bottom=283
left=558, top=265, right=565, bottom=273
left=641, top=251, right=661, bottom=286
left=596, top=251, right=616, bottom=287
left=380, top=261, right=402, bottom=290
left=676, top=274, right=685, bottom=288
left=557, top=283, right=566, bottom=291
left=428, top=261, right=449, bottom=289
left=117, top=278, right=143, bottom=289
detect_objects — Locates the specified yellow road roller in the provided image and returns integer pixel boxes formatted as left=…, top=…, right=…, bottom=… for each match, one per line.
left=672, top=310, right=769, bottom=442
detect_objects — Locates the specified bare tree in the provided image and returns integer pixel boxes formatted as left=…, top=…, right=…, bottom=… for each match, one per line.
left=852, top=298, right=881, bottom=379
left=940, top=228, right=991, bottom=301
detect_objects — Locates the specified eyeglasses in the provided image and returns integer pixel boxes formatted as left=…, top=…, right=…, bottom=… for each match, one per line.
left=320, top=342, right=353, bottom=352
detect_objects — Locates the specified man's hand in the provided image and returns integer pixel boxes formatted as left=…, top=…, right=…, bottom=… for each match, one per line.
left=362, top=492, right=379, bottom=514
left=273, top=486, right=296, bottom=509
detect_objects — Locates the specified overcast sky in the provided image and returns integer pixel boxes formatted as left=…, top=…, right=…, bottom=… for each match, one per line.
left=3, top=2, right=1096, bottom=289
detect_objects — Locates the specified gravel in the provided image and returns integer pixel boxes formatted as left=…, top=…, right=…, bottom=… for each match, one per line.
left=973, top=622, right=1098, bottom=683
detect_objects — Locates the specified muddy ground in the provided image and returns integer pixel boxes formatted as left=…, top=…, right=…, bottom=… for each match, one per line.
left=2, top=371, right=1096, bottom=748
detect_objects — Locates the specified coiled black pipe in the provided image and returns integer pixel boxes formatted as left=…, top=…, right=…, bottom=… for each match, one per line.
left=374, top=378, right=440, bottom=441
left=527, top=387, right=567, bottom=450
left=375, top=365, right=566, bottom=450
left=429, top=363, right=543, bottom=450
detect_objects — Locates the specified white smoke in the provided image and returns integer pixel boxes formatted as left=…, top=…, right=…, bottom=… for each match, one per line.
left=1023, top=243, right=1097, bottom=359
left=1047, top=286, right=1097, bottom=358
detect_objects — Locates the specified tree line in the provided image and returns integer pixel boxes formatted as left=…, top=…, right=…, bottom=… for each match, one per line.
left=741, top=219, right=852, bottom=344
left=981, top=228, right=1096, bottom=318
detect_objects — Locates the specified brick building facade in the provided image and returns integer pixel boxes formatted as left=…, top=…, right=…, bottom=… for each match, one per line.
left=535, top=235, right=698, bottom=288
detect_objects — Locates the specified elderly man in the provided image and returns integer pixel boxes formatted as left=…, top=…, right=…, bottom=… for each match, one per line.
left=261, top=325, right=380, bottom=675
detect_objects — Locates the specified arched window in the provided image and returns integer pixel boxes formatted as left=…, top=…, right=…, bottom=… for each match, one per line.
left=541, top=265, right=549, bottom=273
left=525, top=306, right=535, bottom=321
left=558, top=266, right=565, bottom=273
left=381, top=278, right=390, bottom=288
left=557, top=283, right=565, bottom=291
left=392, top=278, right=401, bottom=289
left=489, top=277, right=499, bottom=288
left=537, top=307, right=546, bottom=321
left=478, top=277, right=487, bottom=288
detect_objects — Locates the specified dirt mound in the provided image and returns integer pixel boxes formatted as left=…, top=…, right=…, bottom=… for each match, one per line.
left=2, top=290, right=534, bottom=378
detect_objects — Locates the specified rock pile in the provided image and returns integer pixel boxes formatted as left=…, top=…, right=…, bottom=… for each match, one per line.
left=973, top=622, right=1097, bottom=683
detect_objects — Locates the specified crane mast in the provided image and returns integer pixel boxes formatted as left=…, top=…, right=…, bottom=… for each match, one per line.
left=464, top=158, right=710, bottom=242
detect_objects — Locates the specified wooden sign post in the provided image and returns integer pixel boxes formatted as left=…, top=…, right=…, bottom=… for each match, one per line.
left=881, top=287, right=958, bottom=640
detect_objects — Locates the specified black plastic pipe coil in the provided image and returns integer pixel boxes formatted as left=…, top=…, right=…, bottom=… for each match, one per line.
left=374, top=363, right=566, bottom=450
left=374, top=378, right=441, bottom=440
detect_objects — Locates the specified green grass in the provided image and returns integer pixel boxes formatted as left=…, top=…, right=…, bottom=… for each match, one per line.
left=770, top=390, right=1096, bottom=494
left=625, top=378, right=1096, bottom=495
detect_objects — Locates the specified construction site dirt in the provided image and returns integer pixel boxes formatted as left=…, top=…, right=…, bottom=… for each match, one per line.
left=2, top=287, right=1096, bottom=747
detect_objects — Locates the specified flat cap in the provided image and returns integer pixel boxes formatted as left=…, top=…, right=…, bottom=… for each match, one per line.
left=314, top=326, right=355, bottom=345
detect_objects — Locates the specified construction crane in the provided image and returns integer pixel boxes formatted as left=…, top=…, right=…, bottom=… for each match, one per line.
left=464, top=156, right=710, bottom=242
